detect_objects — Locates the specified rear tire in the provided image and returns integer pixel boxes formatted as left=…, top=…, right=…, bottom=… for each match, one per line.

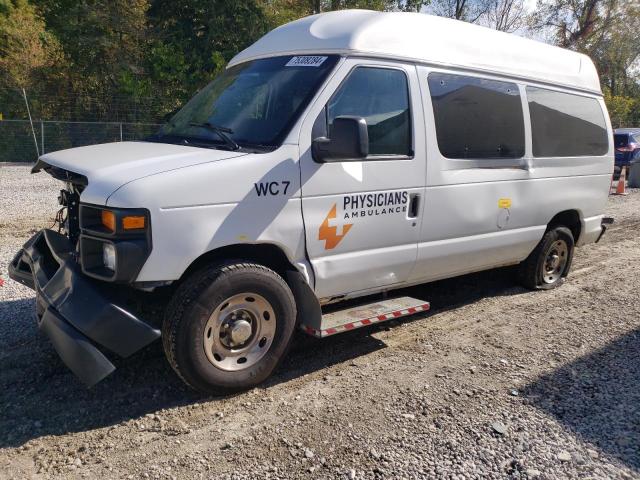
left=518, top=226, right=574, bottom=290
left=162, top=261, right=297, bottom=395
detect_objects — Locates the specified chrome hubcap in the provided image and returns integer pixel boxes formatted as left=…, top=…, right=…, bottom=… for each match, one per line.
left=230, top=319, right=252, bottom=345
left=543, top=240, right=568, bottom=284
left=203, top=293, right=276, bottom=371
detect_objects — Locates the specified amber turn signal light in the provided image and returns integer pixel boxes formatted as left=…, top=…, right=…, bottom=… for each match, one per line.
left=101, top=210, right=116, bottom=232
left=122, top=215, right=146, bottom=230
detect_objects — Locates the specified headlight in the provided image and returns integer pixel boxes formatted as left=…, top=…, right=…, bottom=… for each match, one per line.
left=79, top=204, right=152, bottom=283
left=102, top=243, right=116, bottom=271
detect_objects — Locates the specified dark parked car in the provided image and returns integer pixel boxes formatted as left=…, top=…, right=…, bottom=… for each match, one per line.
left=614, top=128, right=640, bottom=174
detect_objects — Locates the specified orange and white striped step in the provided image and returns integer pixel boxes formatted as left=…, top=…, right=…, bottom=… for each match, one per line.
left=301, top=296, right=430, bottom=338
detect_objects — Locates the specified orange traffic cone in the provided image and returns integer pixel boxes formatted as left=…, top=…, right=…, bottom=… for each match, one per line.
left=613, top=166, right=628, bottom=195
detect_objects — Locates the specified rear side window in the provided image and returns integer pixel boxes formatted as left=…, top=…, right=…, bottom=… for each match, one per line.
left=327, top=67, right=412, bottom=156
left=527, top=87, right=608, bottom=157
left=614, top=134, right=629, bottom=148
left=428, top=73, right=525, bottom=159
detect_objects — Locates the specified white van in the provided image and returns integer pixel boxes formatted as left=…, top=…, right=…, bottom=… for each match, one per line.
left=9, top=10, right=614, bottom=393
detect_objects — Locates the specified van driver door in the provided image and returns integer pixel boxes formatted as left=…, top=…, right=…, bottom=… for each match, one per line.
left=298, top=59, right=426, bottom=301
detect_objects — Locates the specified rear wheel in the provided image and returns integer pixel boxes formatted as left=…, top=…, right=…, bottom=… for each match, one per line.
left=163, top=261, right=297, bottom=394
left=518, top=226, right=574, bottom=290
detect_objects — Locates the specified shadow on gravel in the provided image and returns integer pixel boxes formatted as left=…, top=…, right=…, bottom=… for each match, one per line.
left=321, top=265, right=526, bottom=319
left=0, top=265, right=525, bottom=448
left=402, top=265, right=526, bottom=315
left=524, top=328, right=640, bottom=471
left=0, top=298, right=387, bottom=449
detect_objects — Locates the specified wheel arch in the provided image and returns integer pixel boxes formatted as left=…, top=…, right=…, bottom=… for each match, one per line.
left=180, top=242, right=298, bottom=282
left=178, top=243, right=322, bottom=329
left=547, top=209, right=582, bottom=243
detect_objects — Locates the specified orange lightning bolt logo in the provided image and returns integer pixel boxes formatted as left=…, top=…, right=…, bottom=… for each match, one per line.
left=318, top=203, right=353, bottom=250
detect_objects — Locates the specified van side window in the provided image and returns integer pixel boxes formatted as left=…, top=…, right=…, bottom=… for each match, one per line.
left=526, top=87, right=608, bottom=157
left=327, top=67, right=412, bottom=157
left=428, top=73, right=524, bottom=160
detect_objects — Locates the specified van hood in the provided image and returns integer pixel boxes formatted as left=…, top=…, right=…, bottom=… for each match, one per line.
left=33, top=141, right=247, bottom=204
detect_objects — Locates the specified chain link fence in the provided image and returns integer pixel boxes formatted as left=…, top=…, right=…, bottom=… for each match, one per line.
left=0, top=88, right=169, bottom=163
left=0, top=120, right=163, bottom=163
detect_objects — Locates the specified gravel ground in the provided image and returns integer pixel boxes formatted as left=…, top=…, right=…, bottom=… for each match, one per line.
left=1, top=165, right=639, bottom=480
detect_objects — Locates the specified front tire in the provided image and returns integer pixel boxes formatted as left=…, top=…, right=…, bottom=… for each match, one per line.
left=163, top=261, right=297, bottom=394
left=518, top=226, right=574, bottom=290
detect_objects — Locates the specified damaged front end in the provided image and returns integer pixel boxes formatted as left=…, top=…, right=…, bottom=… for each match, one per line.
left=9, top=230, right=160, bottom=387
left=8, top=162, right=160, bottom=387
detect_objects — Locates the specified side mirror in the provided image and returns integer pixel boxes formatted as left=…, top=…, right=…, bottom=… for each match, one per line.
left=312, top=116, right=369, bottom=163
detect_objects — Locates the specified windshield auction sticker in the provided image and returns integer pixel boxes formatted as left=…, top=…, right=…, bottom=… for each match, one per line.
left=285, top=56, right=328, bottom=67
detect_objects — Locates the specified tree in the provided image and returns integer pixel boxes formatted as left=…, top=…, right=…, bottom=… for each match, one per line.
left=0, top=0, right=64, bottom=125
left=530, top=0, right=640, bottom=126
left=428, top=0, right=530, bottom=31
left=31, top=0, right=151, bottom=120
left=430, top=0, right=490, bottom=21
left=147, top=0, right=270, bottom=111
left=529, top=0, right=618, bottom=48
left=326, top=1, right=396, bottom=9
left=259, top=0, right=430, bottom=23
left=484, top=0, right=527, bottom=32
left=605, top=92, right=639, bottom=128
left=260, top=0, right=315, bottom=26
left=3, top=0, right=636, bottom=130
left=146, top=0, right=431, bottom=112
left=590, top=0, right=640, bottom=96
left=0, top=0, right=60, bottom=91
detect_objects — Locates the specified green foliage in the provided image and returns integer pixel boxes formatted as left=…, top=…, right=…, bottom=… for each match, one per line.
left=26, top=0, right=151, bottom=120
left=0, top=0, right=637, bottom=129
left=147, top=0, right=270, bottom=112
left=0, top=0, right=60, bottom=90
left=605, top=93, right=640, bottom=128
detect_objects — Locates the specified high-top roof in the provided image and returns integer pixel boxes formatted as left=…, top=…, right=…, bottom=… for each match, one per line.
left=229, top=10, right=601, bottom=94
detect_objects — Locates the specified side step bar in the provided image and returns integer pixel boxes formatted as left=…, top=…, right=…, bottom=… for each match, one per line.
left=301, top=296, right=430, bottom=338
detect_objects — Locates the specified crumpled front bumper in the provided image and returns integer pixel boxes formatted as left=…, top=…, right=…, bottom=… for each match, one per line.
left=8, top=229, right=160, bottom=387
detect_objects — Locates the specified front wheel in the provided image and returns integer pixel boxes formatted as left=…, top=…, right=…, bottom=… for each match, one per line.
left=162, top=261, right=297, bottom=394
left=518, top=226, right=574, bottom=290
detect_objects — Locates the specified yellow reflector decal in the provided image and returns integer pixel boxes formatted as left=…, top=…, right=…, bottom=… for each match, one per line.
left=498, top=198, right=512, bottom=209
left=101, top=210, right=116, bottom=232
left=122, top=215, right=145, bottom=230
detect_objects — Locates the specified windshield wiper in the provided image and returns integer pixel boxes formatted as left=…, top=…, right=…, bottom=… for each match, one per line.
left=189, top=122, right=239, bottom=151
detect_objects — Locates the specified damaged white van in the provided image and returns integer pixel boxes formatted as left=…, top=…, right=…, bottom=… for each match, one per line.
left=9, top=10, right=614, bottom=393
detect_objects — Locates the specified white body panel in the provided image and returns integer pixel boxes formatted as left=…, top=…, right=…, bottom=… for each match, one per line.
left=38, top=141, right=247, bottom=205
left=106, top=145, right=308, bottom=282
left=229, top=10, right=601, bottom=94
left=33, top=11, right=613, bottom=310
left=298, top=58, right=426, bottom=298
left=405, top=67, right=612, bottom=284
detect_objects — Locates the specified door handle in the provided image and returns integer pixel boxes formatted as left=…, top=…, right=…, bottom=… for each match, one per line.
left=408, top=193, right=421, bottom=218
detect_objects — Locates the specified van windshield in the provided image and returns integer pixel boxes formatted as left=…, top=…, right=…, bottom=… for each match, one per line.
left=153, top=55, right=339, bottom=151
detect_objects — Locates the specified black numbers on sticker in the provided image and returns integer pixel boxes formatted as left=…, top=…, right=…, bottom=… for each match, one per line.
left=254, top=181, right=291, bottom=196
